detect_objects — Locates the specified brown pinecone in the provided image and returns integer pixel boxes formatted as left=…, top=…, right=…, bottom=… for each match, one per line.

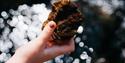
left=42, top=0, right=84, bottom=44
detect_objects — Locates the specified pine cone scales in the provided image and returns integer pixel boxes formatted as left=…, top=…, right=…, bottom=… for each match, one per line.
left=42, top=0, right=84, bottom=44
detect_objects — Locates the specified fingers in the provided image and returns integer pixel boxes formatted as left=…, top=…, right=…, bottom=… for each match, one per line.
left=54, top=38, right=75, bottom=54
left=23, top=21, right=56, bottom=52
left=40, top=21, right=56, bottom=42
left=59, top=38, right=75, bottom=53
left=42, top=38, right=75, bottom=61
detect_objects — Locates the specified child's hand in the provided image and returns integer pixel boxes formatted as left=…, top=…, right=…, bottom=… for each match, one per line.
left=6, top=21, right=75, bottom=63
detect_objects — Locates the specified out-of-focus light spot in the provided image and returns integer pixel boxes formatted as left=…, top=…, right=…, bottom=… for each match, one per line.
left=9, top=28, right=27, bottom=49
left=96, top=58, right=106, bottom=63
left=2, top=27, right=10, bottom=39
left=86, top=57, right=92, bottom=63
left=31, top=4, right=46, bottom=14
left=0, top=23, right=5, bottom=28
left=9, top=9, right=20, bottom=16
left=88, top=0, right=106, bottom=6
left=0, top=53, right=6, bottom=62
left=79, top=42, right=84, bottom=47
left=88, top=0, right=113, bottom=15
left=7, top=4, right=50, bottom=51
left=80, top=52, right=88, bottom=60
left=73, top=58, right=80, bottom=63
left=89, top=48, right=94, bottom=52
left=0, top=18, right=4, bottom=24
left=0, top=53, right=11, bottom=62
left=65, top=57, right=73, bottom=63
left=121, top=17, right=125, bottom=28
left=122, top=49, right=125, bottom=58
left=51, top=0, right=59, bottom=5
left=18, top=4, right=29, bottom=12
left=111, top=0, right=124, bottom=8
left=75, top=37, right=81, bottom=43
left=0, top=40, right=13, bottom=53
left=55, top=56, right=63, bottom=63
left=124, top=17, right=125, bottom=22
left=1, top=11, right=9, bottom=19
left=9, top=16, right=19, bottom=27
left=77, top=26, right=84, bottom=34
left=101, top=5, right=113, bottom=15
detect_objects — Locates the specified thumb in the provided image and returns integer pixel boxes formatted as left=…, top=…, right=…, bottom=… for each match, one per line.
left=41, top=21, right=56, bottom=42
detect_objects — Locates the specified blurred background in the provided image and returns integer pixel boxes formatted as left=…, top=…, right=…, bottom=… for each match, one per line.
left=0, top=0, right=125, bottom=63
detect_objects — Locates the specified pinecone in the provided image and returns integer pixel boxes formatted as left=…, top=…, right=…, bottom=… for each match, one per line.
left=42, top=0, right=84, bottom=44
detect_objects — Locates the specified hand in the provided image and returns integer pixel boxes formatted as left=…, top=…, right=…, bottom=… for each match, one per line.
left=6, top=21, right=75, bottom=63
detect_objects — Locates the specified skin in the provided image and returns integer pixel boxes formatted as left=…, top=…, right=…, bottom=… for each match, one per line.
left=6, top=21, right=75, bottom=63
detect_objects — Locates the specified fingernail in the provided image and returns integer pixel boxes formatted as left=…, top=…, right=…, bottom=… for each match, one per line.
left=49, top=21, right=55, bottom=28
